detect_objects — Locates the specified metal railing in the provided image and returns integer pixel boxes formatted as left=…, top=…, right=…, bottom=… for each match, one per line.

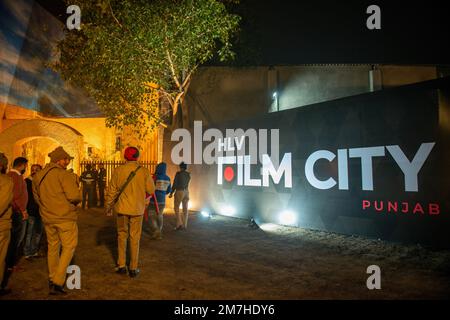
left=80, top=160, right=158, bottom=186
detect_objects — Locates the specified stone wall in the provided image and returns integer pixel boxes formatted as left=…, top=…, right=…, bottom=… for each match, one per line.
left=0, top=104, right=161, bottom=174
left=0, top=119, right=84, bottom=173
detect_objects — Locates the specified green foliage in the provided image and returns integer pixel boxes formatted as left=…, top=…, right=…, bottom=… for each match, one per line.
left=52, top=0, right=240, bottom=135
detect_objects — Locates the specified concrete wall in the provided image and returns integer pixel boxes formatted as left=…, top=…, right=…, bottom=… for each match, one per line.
left=184, top=65, right=438, bottom=127
left=275, top=65, right=371, bottom=111
left=185, top=67, right=269, bottom=126
left=379, top=65, right=437, bottom=88
left=55, top=118, right=117, bottom=160
left=439, top=85, right=450, bottom=214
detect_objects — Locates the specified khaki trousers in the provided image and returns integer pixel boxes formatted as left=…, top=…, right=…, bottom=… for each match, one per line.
left=45, top=221, right=78, bottom=286
left=174, top=190, right=189, bottom=228
left=0, top=229, right=11, bottom=286
left=116, top=214, right=143, bottom=270
left=148, top=203, right=165, bottom=238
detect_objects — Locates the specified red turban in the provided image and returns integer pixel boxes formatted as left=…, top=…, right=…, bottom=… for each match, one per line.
left=124, top=147, right=140, bottom=161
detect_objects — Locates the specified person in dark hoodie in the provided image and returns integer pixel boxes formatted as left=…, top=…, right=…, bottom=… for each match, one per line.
left=147, top=162, right=171, bottom=240
left=24, top=164, right=43, bottom=259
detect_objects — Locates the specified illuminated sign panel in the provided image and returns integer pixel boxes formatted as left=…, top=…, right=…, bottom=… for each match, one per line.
left=304, top=143, right=435, bottom=191
left=187, top=78, right=450, bottom=246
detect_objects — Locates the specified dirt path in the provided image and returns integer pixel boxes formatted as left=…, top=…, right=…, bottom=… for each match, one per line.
left=2, top=208, right=449, bottom=300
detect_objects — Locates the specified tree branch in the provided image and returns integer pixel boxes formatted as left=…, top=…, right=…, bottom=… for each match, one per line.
left=181, top=66, right=197, bottom=89
left=108, top=1, right=127, bottom=31
left=165, top=49, right=182, bottom=89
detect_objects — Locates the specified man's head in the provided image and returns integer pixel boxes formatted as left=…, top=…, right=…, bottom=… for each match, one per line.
left=30, top=164, right=42, bottom=176
left=48, top=146, right=74, bottom=169
left=124, top=147, right=140, bottom=162
left=99, top=163, right=104, bottom=169
left=179, top=162, right=187, bottom=171
left=0, top=153, right=8, bottom=174
left=86, top=164, right=92, bottom=171
left=13, top=157, right=28, bottom=175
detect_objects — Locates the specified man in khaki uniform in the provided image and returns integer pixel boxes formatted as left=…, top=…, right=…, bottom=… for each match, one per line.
left=33, top=147, right=81, bottom=295
left=0, top=153, right=13, bottom=296
left=106, top=147, right=155, bottom=278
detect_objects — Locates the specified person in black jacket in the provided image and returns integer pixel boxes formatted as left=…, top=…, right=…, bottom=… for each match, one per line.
left=169, top=162, right=191, bottom=230
left=23, top=164, right=43, bottom=259
left=97, top=163, right=107, bottom=208
left=81, top=164, right=96, bottom=209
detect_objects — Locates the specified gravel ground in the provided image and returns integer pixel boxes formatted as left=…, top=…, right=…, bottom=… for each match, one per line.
left=1, top=208, right=449, bottom=300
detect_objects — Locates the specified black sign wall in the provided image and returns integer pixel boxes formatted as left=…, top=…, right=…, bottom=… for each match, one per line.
left=187, top=77, right=450, bottom=247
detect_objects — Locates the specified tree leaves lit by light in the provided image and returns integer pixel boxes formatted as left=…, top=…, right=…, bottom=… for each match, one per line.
left=51, top=0, right=240, bottom=138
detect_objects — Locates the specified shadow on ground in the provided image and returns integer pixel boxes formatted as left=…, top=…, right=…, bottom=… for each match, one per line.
left=2, top=208, right=450, bottom=300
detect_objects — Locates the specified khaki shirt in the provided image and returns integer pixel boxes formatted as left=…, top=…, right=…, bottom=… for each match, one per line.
left=33, top=163, right=81, bottom=225
left=0, top=174, right=13, bottom=231
left=172, top=170, right=191, bottom=191
left=106, top=161, right=155, bottom=216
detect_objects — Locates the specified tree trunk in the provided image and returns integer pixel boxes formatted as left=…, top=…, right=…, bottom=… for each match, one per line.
left=167, top=79, right=192, bottom=132
left=170, top=108, right=179, bottom=132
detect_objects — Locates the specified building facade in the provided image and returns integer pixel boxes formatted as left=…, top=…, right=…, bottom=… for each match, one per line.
left=0, top=102, right=162, bottom=175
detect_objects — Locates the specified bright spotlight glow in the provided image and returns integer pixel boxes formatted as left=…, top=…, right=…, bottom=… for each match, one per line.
left=201, top=211, right=211, bottom=218
left=279, top=210, right=297, bottom=226
left=220, top=205, right=236, bottom=216
left=259, top=223, right=280, bottom=232
left=272, top=91, right=277, bottom=99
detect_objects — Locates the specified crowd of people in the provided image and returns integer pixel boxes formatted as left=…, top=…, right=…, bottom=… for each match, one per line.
left=0, top=146, right=191, bottom=296
left=80, top=163, right=107, bottom=209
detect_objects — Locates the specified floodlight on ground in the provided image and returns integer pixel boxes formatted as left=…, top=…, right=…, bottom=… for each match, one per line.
left=279, top=210, right=297, bottom=226
left=201, top=210, right=211, bottom=218
left=220, top=205, right=236, bottom=216
left=259, top=223, right=279, bottom=232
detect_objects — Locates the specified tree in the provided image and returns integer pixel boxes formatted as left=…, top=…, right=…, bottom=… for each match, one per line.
left=52, top=0, right=240, bottom=137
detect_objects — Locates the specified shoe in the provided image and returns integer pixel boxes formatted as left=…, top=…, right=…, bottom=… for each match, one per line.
left=48, top=280, right=53, bottom=289
left=129, top=269, right=140, bottom=278
left=174, top=226, right=183, bottom=231
left=0, top=288, right=12, bottom=296
left=115, top=267, right=127, bottom=275
left=49, top=284, right=67, bottom=295
left=24, top=255, right=33, bottom=260
left=151, top=232, right=162, bottom=240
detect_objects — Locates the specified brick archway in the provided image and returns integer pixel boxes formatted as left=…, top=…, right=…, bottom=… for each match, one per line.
left=0, top=119, right=84, bottom=173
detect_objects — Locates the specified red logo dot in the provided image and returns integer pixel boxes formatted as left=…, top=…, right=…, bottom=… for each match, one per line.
left=224, top=166, right=234, bottom=182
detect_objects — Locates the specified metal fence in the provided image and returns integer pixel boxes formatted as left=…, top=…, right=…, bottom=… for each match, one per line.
left=80, top=160, right=158, bottom=186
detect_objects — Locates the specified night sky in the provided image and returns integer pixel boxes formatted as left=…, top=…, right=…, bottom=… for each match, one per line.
left=36, top=0, right=450, bottom=65
left=2, top=0, right=448, bottom=115
left=0, top=0, right=99, bottom=115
